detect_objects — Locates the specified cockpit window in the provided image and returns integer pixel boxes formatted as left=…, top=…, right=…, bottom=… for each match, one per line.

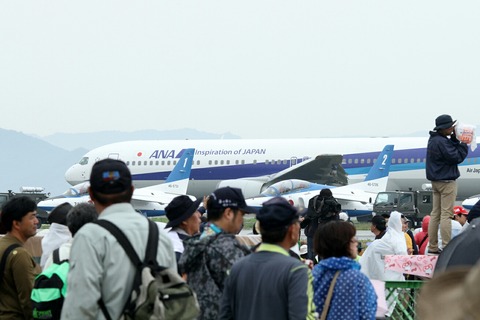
left=261, top=179, right=311, bottom=197
left=79, top=157, right=89, bottom=165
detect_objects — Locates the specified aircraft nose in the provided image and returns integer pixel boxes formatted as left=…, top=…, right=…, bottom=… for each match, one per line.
left=65, top=164, right=87, bottom=185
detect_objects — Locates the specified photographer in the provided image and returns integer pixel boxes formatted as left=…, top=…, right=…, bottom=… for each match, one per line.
left=300, top=188, right=341, bottom=260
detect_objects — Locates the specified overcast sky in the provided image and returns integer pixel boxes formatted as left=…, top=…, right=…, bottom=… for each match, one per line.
left=1, top=1, right=479, bottom=139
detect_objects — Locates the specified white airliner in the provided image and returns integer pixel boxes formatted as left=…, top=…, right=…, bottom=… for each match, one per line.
left=64, top=137, right=480, bottom=200
left=39, top=148, right=196, bottom=217
left=245, top=145, right=394, bottom=217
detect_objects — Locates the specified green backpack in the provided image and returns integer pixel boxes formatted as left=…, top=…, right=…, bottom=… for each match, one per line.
left=31, top=248, right=69, bottom=320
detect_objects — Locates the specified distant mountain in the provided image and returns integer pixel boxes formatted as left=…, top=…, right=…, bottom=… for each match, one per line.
left=0, top=128, right=239, bottom=196
left=41, top=129, right=241, bottom=151
left=0, top=129, right=87, bottom=196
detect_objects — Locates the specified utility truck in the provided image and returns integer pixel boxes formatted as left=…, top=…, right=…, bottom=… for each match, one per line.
left=372, top=184, right=433, bottom=227
left=0, top=187, right=50, bottom=231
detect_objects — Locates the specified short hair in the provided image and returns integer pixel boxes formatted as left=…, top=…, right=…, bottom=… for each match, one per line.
left=314, top=221, right=356, bottom=259
left=260, top=225, right=290, bottom=244
left=0, top=196, right=37, bottom=232
left=205, top=201, right=224, bottom=221
left=89, top=187, right=133, bottom=206
left=47, top=202, right=73, bottom=225
left=67, top=203, right=98, bottom=236
left=371, top=215, right=386, bottom=232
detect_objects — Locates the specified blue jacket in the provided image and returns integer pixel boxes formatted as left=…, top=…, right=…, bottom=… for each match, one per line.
left=426, top=131, right=468, bottom=181
left=312, top=257, right=377, bottom=320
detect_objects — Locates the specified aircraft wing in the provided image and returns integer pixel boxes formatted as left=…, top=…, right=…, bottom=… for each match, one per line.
left=218, top=154, right=347, bottom=198
left=266, top=154, right=347, bottom=187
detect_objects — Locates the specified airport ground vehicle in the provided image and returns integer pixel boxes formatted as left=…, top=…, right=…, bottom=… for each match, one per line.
left=0, top=188, right=50, bottom=229
left=372, top=188, right=433, bottom=227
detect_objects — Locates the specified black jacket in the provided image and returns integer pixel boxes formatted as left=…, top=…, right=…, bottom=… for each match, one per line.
left=426, top=131, right=468, bottom=181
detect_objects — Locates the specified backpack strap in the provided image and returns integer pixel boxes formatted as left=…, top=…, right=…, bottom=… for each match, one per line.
left=53, top=248, right=60, bottom=264
left=0, top=244, right=21, bottom=283
left=320, top=270, right=341, bottom=320
left=93, top=219, right=159, bottom=320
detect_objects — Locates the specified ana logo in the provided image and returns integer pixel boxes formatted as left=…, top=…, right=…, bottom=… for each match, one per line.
left=149, top=149, right=183, bottom=159
left=137, top=152, right=143, bottom=157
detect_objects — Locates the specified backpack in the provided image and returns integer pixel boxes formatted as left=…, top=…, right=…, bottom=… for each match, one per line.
left=31, top=248, right=69, bottom=320
left=95, top=219, right=200, bottom=320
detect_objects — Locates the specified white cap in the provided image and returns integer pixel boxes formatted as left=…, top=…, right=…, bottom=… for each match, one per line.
left=339, top=211, right=349, bottom=221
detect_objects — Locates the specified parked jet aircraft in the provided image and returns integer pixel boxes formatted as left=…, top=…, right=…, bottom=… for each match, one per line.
left=245, top=145, right=394, bottom=217
left=461, top=195, right=480, bottom=210
left=39, top=148, right=196, bottom=217
left=64, top=137, right=480, bottom=200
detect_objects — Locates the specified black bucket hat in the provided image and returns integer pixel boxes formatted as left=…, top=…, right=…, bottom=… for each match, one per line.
left=434, top=114, right=456, bottom=131
left=165, top=195, right=202, bottom=228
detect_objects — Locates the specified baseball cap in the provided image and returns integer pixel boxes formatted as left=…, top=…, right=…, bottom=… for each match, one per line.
left=257, top=197, right=300, bottom=230
left=208, top=187, right=258, bottom=213
left=89, top=159, right=132, bottom=194
left=454, top=205, right=468, bottom=216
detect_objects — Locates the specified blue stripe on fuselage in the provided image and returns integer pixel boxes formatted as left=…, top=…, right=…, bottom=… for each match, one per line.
left=132, top=146, right=480, bottom=182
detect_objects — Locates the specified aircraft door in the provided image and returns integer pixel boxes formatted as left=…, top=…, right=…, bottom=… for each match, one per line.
left=108, top=153, right=120, bottom=160
left=290, top=157, right=298, bottom=167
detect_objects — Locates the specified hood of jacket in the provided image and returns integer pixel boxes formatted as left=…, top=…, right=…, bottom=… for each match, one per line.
left=316, top=256, right=360, bottom=273
left=422, top=215, right=431, bottom=233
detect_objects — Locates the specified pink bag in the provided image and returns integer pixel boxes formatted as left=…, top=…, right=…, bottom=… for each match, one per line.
left=370, top=279, right=388, bottom=318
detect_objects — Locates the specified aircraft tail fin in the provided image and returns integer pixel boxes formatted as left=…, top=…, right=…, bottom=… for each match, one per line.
left=140, top=148, right=195, bottom=195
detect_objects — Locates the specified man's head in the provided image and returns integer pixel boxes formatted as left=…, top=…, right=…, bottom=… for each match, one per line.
left=370, top=215, right=386, bottom=236
left=434, top=114, right=456, bottom=135
left=0, top=196, right=38, bottom=241
left=206, top=187, right=257, bottom=234
left=67, top=203, right=98, bottom=236
left=165, top=195, right=202, bottom=236
left=256, top=197, right=300, bottom=246
left=47, top=202, right=73, bottom=226
left=88, top=159, right=133, bottom=207
left=319, top=188, right=333, bottom=198
left=453, top=205, right=468, bottom=226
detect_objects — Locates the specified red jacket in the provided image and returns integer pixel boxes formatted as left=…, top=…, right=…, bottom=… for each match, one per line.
left=414, top=216, right=430, bottom=255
